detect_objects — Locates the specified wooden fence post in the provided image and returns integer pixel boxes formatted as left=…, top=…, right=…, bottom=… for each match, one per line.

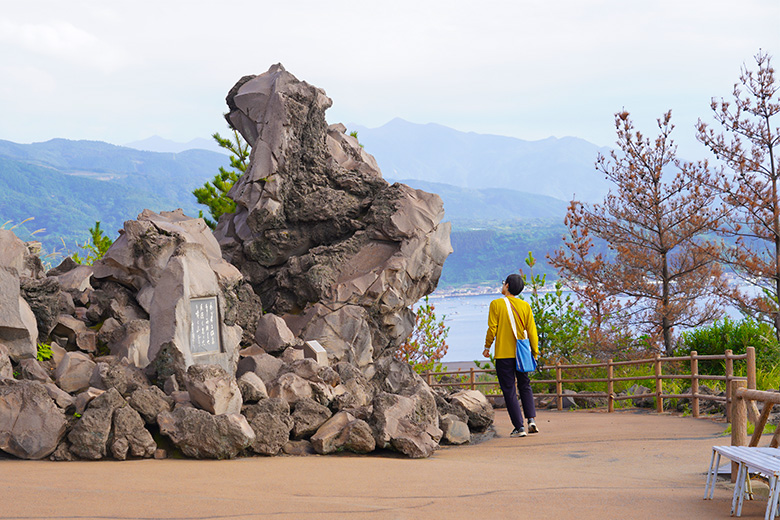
left=691, top=351, right=699, bottom=418
left=731, top=379, right=748, bottom=482
left=725, top=349, right=733, bottom=422
left=744, top=346, right=760, bottom=425
left=469, top=367, right=475, bottom=390
left=747, top=346, right=756, bottom=390
left=425, top=371, right=431, bottom=386
left=655, top=354, right=663, bottom=413
left=607, top=358, right=614, bottom=413
left=556, top=362, right=563, bottom=411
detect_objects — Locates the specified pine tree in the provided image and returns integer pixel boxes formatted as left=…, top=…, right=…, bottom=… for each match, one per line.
left=193, top=129, right=250, bottom=229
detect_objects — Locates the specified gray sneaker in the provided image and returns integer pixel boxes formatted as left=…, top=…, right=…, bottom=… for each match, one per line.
left=528, top=419, right=539, bottom=434
left=510, top=427, right=527, bottom=438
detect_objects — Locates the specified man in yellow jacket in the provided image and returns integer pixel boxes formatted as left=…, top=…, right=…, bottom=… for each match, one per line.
left=483, top=273, right=539, bottom=437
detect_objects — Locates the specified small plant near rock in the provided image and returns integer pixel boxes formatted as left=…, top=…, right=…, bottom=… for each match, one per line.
left=396, top=295, right=449, bottom=374
left=193, top=129, right=250, bottom=229
left=36, top=342, right=53, bottom=362
left=68, top=221, right=113, bottom=265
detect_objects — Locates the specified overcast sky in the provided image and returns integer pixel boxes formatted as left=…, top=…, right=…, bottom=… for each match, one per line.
left=1, top=1, right=778, bottom=158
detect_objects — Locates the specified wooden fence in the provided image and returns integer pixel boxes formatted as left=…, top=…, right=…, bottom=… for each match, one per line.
left=424, top=347, right=756, bottom=421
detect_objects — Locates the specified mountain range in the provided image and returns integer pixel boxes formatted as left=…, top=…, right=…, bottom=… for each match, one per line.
left=0, top=120, right=605, bottom=283
left=353, top=118, right=612, bottom=203
left=0, top=139, right=228, bottom=255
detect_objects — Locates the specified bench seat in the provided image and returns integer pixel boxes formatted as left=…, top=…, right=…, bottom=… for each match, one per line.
left=705, top=446, right=780, bottom=519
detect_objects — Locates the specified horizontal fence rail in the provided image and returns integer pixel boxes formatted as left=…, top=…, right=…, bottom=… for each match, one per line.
left=424, top=348, right=755, bottom=421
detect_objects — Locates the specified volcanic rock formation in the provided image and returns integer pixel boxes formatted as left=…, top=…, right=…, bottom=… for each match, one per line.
left=0, top=65, right=487, bottom=462
left=214, top=63, right=452, bottom=370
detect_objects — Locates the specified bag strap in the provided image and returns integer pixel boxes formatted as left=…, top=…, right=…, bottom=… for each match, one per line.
left=503, top=297, right=527, bottom=340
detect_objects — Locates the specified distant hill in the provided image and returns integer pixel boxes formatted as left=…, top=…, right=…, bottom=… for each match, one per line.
left=0, top=139, right=228, bottom=257
left=394, top=178, right=568, bottom=223
left=124, top=135, right=229, bottom=155
left=0, top=131, right=578, bottom=285
left=353, top=118, right=612, bottom=203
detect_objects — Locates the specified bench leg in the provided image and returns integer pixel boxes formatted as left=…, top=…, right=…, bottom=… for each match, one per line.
left=767, top=474, right=780, bottom=520
left=739, top=467, right=751, bottom=517
left=706, top=450, right=721, bottom=499
left=733, top=462, right=746, bottom=517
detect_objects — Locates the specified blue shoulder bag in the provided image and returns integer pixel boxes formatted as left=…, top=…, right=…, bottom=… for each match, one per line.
left=503, top=297, right=537, bottom=373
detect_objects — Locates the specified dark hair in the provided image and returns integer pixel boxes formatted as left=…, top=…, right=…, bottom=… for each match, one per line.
left=505, top=274, right=524, bottom=295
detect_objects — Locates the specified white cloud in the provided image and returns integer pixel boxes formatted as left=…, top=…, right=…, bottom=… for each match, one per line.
left=0, top=0, right=776, bottom=150
left=0, top=65, right=55, bottom=94
left=0, top=18, right=128, bottom=73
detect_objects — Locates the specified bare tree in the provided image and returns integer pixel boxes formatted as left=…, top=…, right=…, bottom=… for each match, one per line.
left=697, top=51, right=780, bottom=339
left=554, top=110, right=722, bottom=355
left=549, top=201, right=630, bottom=359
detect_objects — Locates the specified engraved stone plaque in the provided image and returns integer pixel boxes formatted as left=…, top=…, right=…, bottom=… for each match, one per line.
left=189, top=297, right=221, bottom=354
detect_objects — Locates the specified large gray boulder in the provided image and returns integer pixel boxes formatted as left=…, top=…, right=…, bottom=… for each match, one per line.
left=214, top=64, right=451, bottom=368
left=183, top=364, right=242, bottom=415
left=267, top=372, right=314, bottom=405
left=127, top=385, right=173, bottom=424
left=90, top=358, right=150, bottom=397
left=439, top=414, right=471, bottom=445
left=449, top=390, right=495, bottom=432
left=0, top=344, right=12, bottom=379
left=91, top=209, right=245, bottom=380
left=48, top=260, right=93, bottom=293
left=372, top=357, right=441, bottom=442
left=158, top=407, right=255, bottom=459
left=310, top=410, right=355, bottom=455
left=68, top=388, right=126, bottom=460
left=237, top=353, right=284, bottom=385
left=17, top=358, right=52, bottom=383
left=371, top=391, right=438, bottom=459
left=106, top=319, right=151, bottom=368
left=54, top=352, right=97, bottom=394
left=0, top=268, right=38, bottom=362
left=338, top=418, right=376, bottom=454
left=291, top=397, right=332, bottom=439
left=243, top=397, right=293, bottom=456
left=237, top=371, right=267, bottom=403
left=0, top=230, right=37, bottom=279
left=19, top=276, right=62, bottom=342
left=254, top=313, right=296, bottom=354
left=110, top=405, right=156, bottom=460
left=0, top=379, right=67, bottom=459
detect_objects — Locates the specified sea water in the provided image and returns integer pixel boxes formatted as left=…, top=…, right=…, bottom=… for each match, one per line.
left=427, top=293, right=497, bottom=363
left=428, top=290, right=752, bottom=363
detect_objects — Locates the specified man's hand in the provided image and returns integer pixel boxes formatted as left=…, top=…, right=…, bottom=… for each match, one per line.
left=482, top=348, right=490, bottom=358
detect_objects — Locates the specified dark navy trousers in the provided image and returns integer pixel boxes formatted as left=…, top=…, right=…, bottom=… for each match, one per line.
left=495, top=357, right=536, bottom=429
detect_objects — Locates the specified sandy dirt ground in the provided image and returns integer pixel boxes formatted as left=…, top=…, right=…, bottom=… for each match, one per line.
left=0, top=408, right=766, bottom=519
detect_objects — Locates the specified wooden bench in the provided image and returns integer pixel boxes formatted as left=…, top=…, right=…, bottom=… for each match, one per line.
left=705, top=446, right=780, bottom=519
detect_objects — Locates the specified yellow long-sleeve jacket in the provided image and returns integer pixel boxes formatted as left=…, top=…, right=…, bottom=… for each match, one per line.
left=484, top=296, right=539, bottom=359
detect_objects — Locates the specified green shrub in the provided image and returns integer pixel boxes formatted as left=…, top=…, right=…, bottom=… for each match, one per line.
left=675, top=317, right=780, bottom=374
left=36, top=342, right=53, bottom=362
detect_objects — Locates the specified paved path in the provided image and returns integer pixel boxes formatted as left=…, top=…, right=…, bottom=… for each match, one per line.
left=0, top=408, right=765, bottom=519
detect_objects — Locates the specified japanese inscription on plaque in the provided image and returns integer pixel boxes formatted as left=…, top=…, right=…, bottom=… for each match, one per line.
left=189, top=297, right=221, bottom=354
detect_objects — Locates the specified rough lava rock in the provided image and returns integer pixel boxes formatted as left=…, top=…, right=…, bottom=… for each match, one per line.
left=0, top=379, right=67, bottom=459
left=158, top=407, right=255, bottom=459
left=243, top=397, right=293, bottom=456
left=91, top=209, right=246, bottom=380
left=214, top=63, right=452, bottom=369
left=184, top=364, right=242, bottom=415
left=110, top=405, right=157, bottom=460
left=68, top=388, right=127, bottom=460
left=449, top=390, right=495, bottom=432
